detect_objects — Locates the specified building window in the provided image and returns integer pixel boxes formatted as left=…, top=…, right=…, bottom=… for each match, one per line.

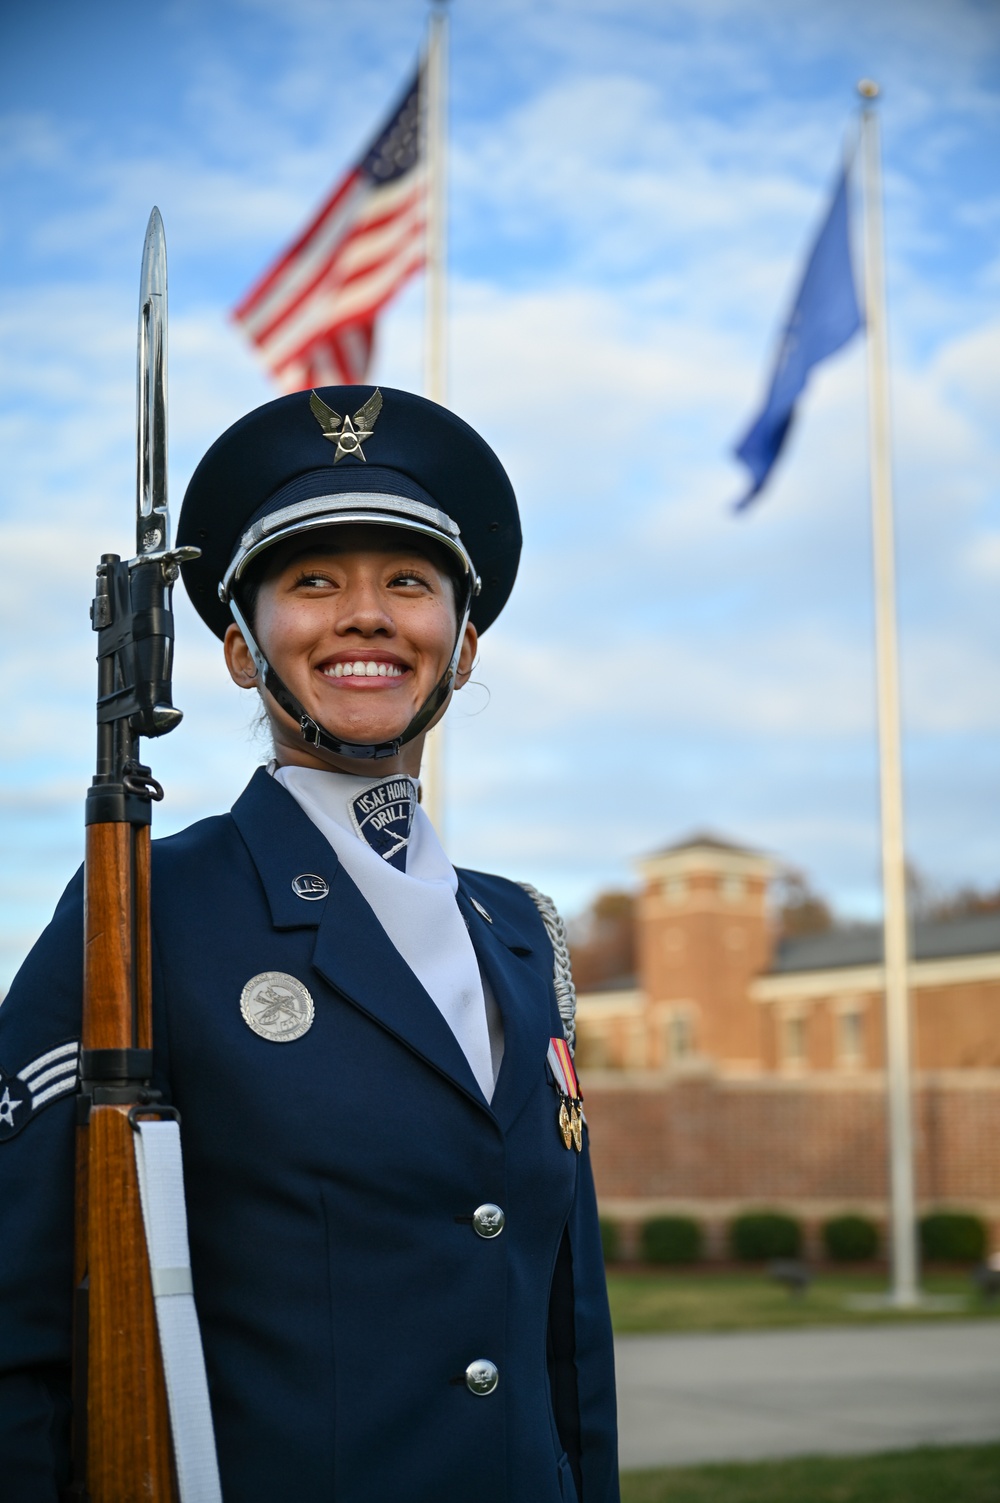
left=664, top=875, right=686, bottom=903
left=781, top=1012, right=807, bottom=1069
left=667, top=1011, right=693, bottom=1064
left=721, top=874, right=746, bottom=902
left=576, top=1028, right=609, bottom=1071
left=838, top=1006, right=864, bottom=1068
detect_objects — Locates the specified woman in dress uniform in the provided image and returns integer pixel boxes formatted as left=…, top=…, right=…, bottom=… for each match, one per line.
left=0, top=387, right=619, bottom=1502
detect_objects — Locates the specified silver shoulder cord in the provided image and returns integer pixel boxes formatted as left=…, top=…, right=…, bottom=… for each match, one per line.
left=517, top=883, right=577, bottom=1054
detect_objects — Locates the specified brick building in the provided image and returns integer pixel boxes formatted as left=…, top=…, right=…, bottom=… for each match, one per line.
left=576, top=835, right=1000, bottom=1257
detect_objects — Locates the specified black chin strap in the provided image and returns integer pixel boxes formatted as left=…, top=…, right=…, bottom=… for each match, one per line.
left=228, top=592, right=473, bottom=762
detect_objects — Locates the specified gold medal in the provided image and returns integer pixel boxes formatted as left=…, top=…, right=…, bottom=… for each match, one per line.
left=549, top=1038, right=583, bottom=1151
left=558, top=1097, right=573, bottom=1150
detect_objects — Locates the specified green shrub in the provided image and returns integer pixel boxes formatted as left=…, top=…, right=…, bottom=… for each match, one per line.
left=641, top=1216, right=704, bottom=1265
left=729, top=1211, right=802, bottom=1262
left=919, top=1211, right=987, bottom=1264
left=822, top=1214, right=879, bottom=1262
left=599, top=1218, right=620, bottom=1263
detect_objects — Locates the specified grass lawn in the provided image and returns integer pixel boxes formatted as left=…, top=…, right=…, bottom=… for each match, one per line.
left=619, top=1444, right=1000, bottom=1502
left=606, top=1268, right=1000, bottom=1334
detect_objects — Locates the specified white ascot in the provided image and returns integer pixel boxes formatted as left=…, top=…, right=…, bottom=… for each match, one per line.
left=272, top=763, right=502, bottom=1101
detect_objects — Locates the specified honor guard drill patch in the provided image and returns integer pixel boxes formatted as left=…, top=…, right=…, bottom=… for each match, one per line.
left=0, top=1040, right=79, bottom=1142
left=349, top=777, right=417, bottom=871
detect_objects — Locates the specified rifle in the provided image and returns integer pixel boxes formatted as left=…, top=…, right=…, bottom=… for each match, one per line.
left=72, top=209, right=200, bottom=1501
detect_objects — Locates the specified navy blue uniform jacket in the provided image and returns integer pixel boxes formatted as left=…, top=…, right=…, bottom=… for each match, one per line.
left=0, top=769, right=619, bottom=1502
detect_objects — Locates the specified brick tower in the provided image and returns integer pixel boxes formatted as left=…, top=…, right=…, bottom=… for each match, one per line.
left=635, top=834, right=775, bottom=1072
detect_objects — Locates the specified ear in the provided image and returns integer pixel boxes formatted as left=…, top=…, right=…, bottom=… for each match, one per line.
left=454, top=621, right=478, bottom=689
left=224, top=623, right=259, bottom=689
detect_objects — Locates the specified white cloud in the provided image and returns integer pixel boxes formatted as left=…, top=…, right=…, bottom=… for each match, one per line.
left=965, top=534, right=1000, bottom=582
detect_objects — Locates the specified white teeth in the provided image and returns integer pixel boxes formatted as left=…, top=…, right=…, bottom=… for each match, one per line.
left=324, top=661, right=404, bottom=679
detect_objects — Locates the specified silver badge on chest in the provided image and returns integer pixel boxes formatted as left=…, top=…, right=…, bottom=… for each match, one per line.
left=240, top=972, right=315, bottom=1043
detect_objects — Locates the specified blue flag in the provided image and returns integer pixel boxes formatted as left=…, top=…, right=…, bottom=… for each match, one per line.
left=733, top=161, right=862, bottom=510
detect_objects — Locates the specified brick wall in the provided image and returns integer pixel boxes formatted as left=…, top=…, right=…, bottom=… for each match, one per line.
left=585, top=1070, right=1000, bottom=1255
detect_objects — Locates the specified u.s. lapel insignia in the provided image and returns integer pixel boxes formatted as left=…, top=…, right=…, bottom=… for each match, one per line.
left=309, top=388, right=383, bottom=463
left=240, top=972, right=314, bottom=1043
left=291, top=873, right=329, bottom=901
left=0, top=1040, right=79, bottom=1142
left=547, top=1037, right=584, bottom=1153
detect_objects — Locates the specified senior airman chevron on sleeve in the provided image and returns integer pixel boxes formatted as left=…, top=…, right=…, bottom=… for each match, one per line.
left=0, top=1040, right=79, bottom=1141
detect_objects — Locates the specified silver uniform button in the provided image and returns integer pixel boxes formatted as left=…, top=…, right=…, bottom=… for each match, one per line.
left=472, top=1203, right=505, bottom=1239
left=465, top=1359, right=499, bottom=1396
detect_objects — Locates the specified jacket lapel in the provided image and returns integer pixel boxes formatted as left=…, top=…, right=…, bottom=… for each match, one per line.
left=232, top=767, right=339, bottom=929
left=456, top=884, right=554, bottom=1133
left=311, top=866, right=487, bottom=1106
left=232, top=769, right=488, bottom=1109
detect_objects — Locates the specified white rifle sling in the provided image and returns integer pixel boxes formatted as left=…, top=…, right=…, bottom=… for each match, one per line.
left=133, top=1118, right=223, bottom=1503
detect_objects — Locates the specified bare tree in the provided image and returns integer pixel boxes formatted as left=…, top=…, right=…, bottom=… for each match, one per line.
left=773, top=868, right=834, bottom=938
left=568, top=889, right=637, bottom=992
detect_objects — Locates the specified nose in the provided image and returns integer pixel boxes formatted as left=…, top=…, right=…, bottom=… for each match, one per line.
left=334, top=573, right=396, bottom=637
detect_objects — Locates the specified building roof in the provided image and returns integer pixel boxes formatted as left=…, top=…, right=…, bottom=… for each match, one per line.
left=646, top=830, right=768, bottom=859
left=771, top=911, right=1000, bottom=974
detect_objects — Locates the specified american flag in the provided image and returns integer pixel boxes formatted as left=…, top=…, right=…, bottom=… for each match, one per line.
left=233, top=66, right=425, bottom=391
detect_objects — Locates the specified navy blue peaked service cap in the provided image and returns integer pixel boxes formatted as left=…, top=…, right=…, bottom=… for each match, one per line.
left=177, top=386, right=521, bottom=640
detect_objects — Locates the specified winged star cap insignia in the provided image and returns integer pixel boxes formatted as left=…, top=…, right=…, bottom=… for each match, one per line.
left=310, top=388, right=383, bottom=463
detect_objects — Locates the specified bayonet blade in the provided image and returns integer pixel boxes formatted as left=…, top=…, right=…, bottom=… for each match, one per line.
left=136, top=207, right=168, bottom=555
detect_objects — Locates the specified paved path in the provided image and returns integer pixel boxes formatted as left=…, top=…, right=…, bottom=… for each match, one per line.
left=616, top=1322, right=1000, bottom=1470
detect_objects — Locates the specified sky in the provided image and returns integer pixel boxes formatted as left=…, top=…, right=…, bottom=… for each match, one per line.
left=1, top=0, right=998, bottom=991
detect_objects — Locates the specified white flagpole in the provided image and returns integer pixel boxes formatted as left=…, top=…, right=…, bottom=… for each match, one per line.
left=858, top=79, right=919, bottom=1307
left=421, top=0, right=449, bottom=832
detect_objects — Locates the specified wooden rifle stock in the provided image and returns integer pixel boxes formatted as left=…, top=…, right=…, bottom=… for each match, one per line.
left=75, top=814, right=177, bottom=1501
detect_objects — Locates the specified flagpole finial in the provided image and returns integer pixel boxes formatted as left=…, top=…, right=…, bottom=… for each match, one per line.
left=857, top=79, right=880, bottom=101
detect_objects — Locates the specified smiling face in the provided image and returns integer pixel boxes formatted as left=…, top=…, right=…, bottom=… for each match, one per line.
left=224, top=523, right=477, bottom=776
